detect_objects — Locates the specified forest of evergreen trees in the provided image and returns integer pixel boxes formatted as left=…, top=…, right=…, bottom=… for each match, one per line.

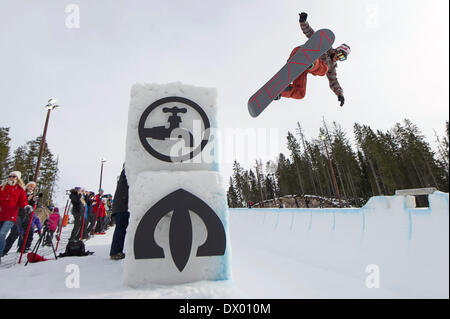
left=227, top=119, right=449, bottom=208
left=0, top=127, right=59, bottom=206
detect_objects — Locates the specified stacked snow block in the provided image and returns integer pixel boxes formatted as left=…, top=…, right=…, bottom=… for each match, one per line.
left=123, top=82, right=231, bottom=287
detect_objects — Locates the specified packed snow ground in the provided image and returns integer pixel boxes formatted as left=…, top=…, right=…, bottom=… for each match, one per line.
left=0, top=194, right=448, bottom=299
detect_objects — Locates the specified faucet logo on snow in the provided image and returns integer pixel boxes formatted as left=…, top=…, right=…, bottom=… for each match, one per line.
left=133, top=189, right=226, bottom=272
left=138, top=96, right=211, bottom=163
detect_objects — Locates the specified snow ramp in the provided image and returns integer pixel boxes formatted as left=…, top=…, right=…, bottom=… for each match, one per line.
left=229, top=192, right=449, bottom=298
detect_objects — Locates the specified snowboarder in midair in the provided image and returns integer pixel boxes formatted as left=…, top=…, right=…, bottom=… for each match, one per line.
left=276, top=12, right=350, bottom=107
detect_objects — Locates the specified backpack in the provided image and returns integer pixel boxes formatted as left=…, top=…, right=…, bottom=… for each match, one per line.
left=59, top=240, right=93, bottom=257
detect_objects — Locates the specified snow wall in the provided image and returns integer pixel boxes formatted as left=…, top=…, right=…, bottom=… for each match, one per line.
left=123, top=82, right=230, bottom=287
left=230, top=192, right=449, bottom=298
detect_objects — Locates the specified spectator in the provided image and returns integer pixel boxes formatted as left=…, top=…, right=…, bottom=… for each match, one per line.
left=94, top=198, right=107, bottom=233
left=79, top=189, right=88, bottom=240
left=102, top=196, right=112, bottom=231
left=20, top=213, right=42, bottom=251
left=68, top=187, right=84, bottom=241
left=81, top=190, right=92, bottom=239
left=91, top=189, right=104, bottom=235
left=3, top=181, right=38, bottom=256
left=0, top=171, right=28, bottom=262
left=294, top=196, right=300, bottom=208
left=44, top=207, right=60, bottom=246
left=305, top=197, right=311, bottom=208
left=85, top=191, right=96, bottom=236
left=110, top=167, right=129, bottom=260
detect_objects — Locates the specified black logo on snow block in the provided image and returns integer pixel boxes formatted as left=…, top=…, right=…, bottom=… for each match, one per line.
left=134, top=189, right=226, bottom=272
left=138, top=96, right=211, bottom=163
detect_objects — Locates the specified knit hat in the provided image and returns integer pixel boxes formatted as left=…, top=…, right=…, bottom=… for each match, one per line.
left=10, top=171, right=22, bottom=179
left=53, top=207, right=59, bottom=213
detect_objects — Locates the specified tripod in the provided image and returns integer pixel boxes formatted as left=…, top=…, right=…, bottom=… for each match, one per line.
left=25, top=223, right=58, bottom=266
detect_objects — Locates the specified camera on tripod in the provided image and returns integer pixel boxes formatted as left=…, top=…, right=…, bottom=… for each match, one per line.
left=25, top=218, right=58, bottom=266
left=42, top=219, right=50, bottom=232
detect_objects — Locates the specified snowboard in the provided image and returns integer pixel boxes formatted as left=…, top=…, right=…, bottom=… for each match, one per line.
left=248, top=29, right=335, bottom=118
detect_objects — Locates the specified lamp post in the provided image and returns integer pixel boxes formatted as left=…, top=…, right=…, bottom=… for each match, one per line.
left=99, top=158, right=107, bottom=192
left=321, top=134, right=343, bottom=208
left=34, top=99, right=60, bottom=182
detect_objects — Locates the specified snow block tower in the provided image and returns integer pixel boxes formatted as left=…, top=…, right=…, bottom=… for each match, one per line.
left=123, top=82, right=231, bottom=287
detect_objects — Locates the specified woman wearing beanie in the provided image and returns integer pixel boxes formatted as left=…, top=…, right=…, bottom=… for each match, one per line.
left=0, top=171, right=28, bottom=262
left=2, top=181, right=38, bottom=256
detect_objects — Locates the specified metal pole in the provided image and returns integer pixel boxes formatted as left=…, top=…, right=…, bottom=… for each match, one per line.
left=323, top=138, right=343, bottom=208
left=99, top=161, right=104, bottom=192
left=34, top=109, right=51, bottom=182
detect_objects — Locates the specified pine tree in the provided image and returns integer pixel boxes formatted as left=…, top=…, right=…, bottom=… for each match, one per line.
left=286, top=131, right=305, bottom=195
left=0, top=127, right=11, bottom=181
left=10, top=136, right=59, bottom=206
left=330, top=122, right=363, bottom=205
left=232, top=160, right=250, bottom=206
left=276, top=153, right=297, bottom=196
left=226, top=177, right=240, bottom=208
left=434, top=121, right=449, bottom=190
left=296, top=122, right=318, bottom=195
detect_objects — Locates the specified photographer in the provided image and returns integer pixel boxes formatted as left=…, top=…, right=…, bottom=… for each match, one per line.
left=68, top=187, right=84, bottom=241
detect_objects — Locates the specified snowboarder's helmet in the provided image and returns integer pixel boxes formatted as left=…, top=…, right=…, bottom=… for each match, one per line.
left=336, top=44, right=351, bottom=61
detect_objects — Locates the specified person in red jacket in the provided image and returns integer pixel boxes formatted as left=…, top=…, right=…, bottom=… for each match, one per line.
left=91, top=189, right=104, bottom=235
left=95, top=198, right=107, bottom=234
left=0, top=171, right=28, bottom=262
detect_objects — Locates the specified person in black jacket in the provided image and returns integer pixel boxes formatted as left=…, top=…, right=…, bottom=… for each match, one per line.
left=69, top=187, right=84, bottom=241
left=109, top=166, right=129, bottom=260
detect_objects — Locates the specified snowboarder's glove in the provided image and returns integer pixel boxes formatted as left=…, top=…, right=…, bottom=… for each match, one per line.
left=299, top=12, right=308, bottom=23
left=338, top=95, right=345, bottom=107
left=25, top=205, right=33, bottom=213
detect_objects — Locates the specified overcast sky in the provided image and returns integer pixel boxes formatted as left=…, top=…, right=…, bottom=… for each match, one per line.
left=0, top=0, right=448, bottom=207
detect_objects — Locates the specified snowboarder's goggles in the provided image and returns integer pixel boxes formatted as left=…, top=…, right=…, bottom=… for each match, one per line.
left=336, top=50, right=347, bottom=61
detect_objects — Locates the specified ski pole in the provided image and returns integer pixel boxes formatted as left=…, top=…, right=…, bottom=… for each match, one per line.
left=55, top=199, right=69, bottom=252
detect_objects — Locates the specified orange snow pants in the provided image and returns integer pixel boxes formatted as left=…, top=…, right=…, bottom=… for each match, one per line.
left=281, top=46, right=328, bottom=100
